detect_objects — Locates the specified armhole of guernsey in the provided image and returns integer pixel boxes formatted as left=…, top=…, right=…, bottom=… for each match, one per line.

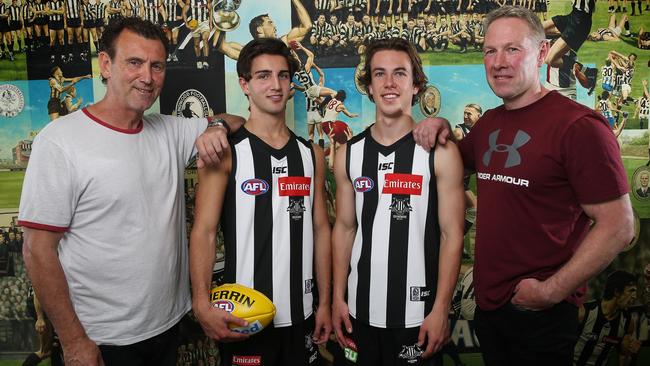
left=345, top=140, right=352, bottom=182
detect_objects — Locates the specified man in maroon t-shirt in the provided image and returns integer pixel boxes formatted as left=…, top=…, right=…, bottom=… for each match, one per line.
left=413, top=5, right=633, bottom=366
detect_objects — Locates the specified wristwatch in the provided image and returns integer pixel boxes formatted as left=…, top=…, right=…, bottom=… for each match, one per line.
left=207, top=117, right=231, bottom=135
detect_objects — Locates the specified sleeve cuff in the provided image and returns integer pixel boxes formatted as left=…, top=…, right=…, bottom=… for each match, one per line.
left=17, top=220, right=69, bottom=232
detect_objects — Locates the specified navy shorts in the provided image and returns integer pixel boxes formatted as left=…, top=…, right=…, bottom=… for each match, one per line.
left=552, top=9, right=592, bottom=51
left=219, top=316, right=321, bottom=366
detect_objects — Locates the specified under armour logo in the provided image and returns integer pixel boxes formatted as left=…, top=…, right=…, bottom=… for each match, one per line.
left=482, top=129, right=530, bottom=168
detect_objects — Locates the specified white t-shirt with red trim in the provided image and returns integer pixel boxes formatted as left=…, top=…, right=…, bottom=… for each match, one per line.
left=18, top=108, right=207, bottom=345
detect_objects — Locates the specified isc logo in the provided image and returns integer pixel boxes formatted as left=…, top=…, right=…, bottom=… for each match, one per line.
left=378, top=162, right=394, bottom=171
left=213, top=300, right=235, bottom=313
left=353, top=176, right=374, bottom=193
left=272, top=166, right=287, bottom=174
left=241, top=179, right=269, bottom=195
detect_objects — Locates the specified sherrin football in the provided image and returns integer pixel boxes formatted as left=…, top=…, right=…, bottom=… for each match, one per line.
left=210, top=283, right=276, bottom=335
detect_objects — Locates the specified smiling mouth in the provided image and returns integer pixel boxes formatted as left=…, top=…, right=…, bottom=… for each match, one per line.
left=135, top=87, right=154, bottom=94
left=381, top=93, right=399, bottom=101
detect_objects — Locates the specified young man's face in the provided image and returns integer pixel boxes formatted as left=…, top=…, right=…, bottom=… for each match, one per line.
left=615, top=284, right=637, bottom=310
left=330, top=15, right=338, bottom=25
left=239, top=54, right=291, bottom=117
left=100, top=30, right=166, bottom=116
left=641, top=173, right=649, bottom=188
left=368, top=49, right=419, bottom=118
left=483, top=17, right=545, bottom=108
left=347, top=15, right=355, bottom=25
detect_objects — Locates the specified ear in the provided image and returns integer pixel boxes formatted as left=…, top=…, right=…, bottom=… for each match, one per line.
left=98, top=51, right=112, bottom=81
left=239, top=77, right=249, bottom=96
left=537, top=39, right=549, bottom=68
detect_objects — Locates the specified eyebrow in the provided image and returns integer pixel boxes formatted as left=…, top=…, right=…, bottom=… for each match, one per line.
left=253, top=69, right=290, bottom=75
left=371, top=67, right=408, bottom=72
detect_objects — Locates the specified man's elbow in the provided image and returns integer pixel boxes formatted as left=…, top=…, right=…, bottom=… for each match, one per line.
left=616, top=212, right=636, bottom=252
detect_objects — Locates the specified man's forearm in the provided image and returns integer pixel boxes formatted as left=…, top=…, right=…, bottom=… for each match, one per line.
left=189, top=229, right=218, bottom=307
left=544, top=202, right=634, bottom=303
left=432, top=234, right=462, bottom=313
left=23, top=235, right=88, bottom=346
left=331, top=227, right=355, bottom=301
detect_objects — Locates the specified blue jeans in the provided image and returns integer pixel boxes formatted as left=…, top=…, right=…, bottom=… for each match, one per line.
left=475, top=301, right=578, bottom=366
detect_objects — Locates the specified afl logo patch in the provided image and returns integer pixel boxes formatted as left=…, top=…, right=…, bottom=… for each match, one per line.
left=0, top=84, right=25, bottom=117
left=174, top=89, right=211, bottom=118
left=213, top=299, right=235, bottom=313
left=241, top=179, right=269, bottom=195
left=353, top=176, right=374, bottom=193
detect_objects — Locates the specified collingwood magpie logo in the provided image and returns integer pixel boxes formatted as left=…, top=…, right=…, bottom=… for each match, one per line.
left=482, top=129, right=530, bottom=168
left=175, top=89, right=211, bottom=118
left=398, top=344, right=423, bottom=363
left=410, top=286, right=431, bottom=301
left=389, top=197, right=412, bottom=220
left=0, top=84, right=24, bottom=117
left=288, top=197, right=306, bottom=220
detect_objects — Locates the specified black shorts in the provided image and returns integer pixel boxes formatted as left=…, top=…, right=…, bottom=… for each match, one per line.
left=67, top=17, right=81, bottom=28
left=552, top=9, right=592, bottom=51
left=49, top=20, right=64, bottom=30
left=83, top=19, right=94, bottom=28
left=0, top=20, right=9, bottom=33
left=219, top=316, right=321, bottom=366
left=340, top=318, right=443, bottom=366
left=536, top=0, right=547, bottom=12
left=380, top=0, right=391, bottom=15
left=34, top=17, right=48, bottom=26
left=24, top=21, right=34, bottom=28
left=47, top=97, right=63, bottom=115
left=9, top=20, right=22, bottom=31
left=96, top=19, right=105, bottom=28
left=164, top=20, right=182, bottom=29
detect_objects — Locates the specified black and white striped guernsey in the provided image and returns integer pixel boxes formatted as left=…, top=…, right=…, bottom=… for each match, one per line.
left=221, top=127, right=316, bottom=328
left=64, top=0, right=81, bottom=19
left=573, top=0, right=595, bottom=13
left=345, top=128, right=440, bottom=329
left=47, top=1, right=64, bottom=22
left=573, top=301, right=630, bottom=366
left=142, top=0, right=159, bottom=24
left=187, top=0, right=209, bottom=23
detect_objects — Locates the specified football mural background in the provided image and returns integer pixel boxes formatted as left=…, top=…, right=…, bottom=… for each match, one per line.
left=0, top=0, right=649, bottom=364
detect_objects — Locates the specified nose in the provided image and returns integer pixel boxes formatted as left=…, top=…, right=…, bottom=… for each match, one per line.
left=385, top=73, right=396, bottom=88
left=494, top=50, right=507, bottom=69
left=271, top=74, right=282, bottom=90
left=140, top=64, right=153, bottom=84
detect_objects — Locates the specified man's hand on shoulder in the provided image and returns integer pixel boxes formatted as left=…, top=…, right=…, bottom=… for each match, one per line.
left=196, top=114, right=245, bottom=168
left=62, top=336, right=104, bottom=366
left=413, top=117, right=453, bottom=151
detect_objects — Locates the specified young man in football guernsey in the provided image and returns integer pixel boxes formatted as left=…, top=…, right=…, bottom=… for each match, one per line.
left=574, top=271, right=639, bottom=366
left=19, top=17, right=242, bottom=366
left=331, top=37, right=465, bottom=365
left=190, top=38, right=332, bottom=366
left=412, top=6, right=634, bottom=366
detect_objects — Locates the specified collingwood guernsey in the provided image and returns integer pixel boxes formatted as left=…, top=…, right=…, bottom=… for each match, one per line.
left=221, top=127, right=316, bottom=327
left=346, top=128, right=439, bottom=328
